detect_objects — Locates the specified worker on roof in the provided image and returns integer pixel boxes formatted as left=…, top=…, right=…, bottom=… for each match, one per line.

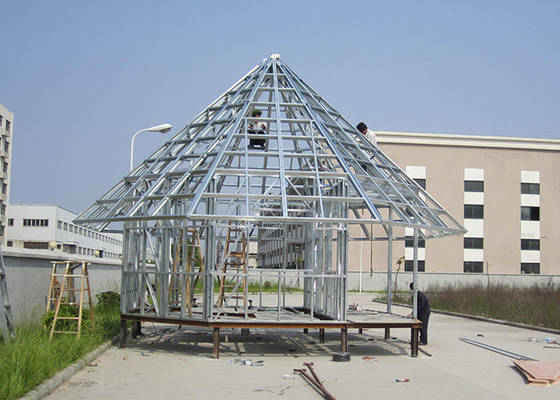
left=248, top=109, right=267, bottom=149
left=356, top=122, right=377, bottom=146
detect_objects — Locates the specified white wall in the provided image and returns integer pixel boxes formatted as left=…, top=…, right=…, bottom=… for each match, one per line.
left=3, top=254, right=121, bottom=323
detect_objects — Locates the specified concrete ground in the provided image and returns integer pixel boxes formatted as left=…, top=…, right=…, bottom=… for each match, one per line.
left=45, top=293, right=560, bottom=400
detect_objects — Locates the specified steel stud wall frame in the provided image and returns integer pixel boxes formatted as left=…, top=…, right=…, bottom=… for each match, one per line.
left=75, top=55, right=465, bottom=327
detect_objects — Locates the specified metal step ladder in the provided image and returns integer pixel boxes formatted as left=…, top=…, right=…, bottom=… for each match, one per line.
left=47, top=261, right=95, bottom=340
left=0, top=248, right=15, bottom=341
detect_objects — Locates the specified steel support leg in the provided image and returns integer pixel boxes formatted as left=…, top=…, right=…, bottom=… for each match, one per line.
left=384, top=328, right=390, bottom=340
left=132, top=321, right=141, bottom=338
left=319, top=328, right=325, bottom=344
left=303, top=328, right=308, bottom=334
left=341, top=328, right=348, bottom=352
left=213, top=327, right=220, bottom=358
left=411, top=327, right=419, bottom=357
left=120, top=319, right=127, bottom=348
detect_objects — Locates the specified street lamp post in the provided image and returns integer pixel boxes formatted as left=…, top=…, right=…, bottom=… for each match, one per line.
left=130, top=123, right=172, bottom=171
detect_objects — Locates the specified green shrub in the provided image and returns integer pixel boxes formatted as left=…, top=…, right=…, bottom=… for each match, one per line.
left=95, top=291, right=120, bottom=310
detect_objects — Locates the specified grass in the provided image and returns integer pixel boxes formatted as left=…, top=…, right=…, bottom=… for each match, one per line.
left=0, top=292, right=121, bottom=400
left=386, top=282, right=560, bottom=330
left=191, top=279, right=303, bottom=294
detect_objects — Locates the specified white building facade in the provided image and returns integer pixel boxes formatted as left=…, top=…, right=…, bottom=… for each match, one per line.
left=0, top=104, right=13, bottom=243
left=6, top=204, right=123, bottom=261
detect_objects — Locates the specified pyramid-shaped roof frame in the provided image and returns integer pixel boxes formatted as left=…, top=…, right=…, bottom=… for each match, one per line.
left=75, top=54, right=465, bottom=239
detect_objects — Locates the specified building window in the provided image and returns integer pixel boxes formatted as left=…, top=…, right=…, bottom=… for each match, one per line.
left=57, top=220, right=62, bottom=229
left=8, top=218, right=13, bottom=226
left=404, top=260, right=425, bottom=272
left=63, top=222, right=68, bottom=230
left=23, top=241, right=49, bottom=250
left=6, top=240, right=12, bottom=247
left=3, top=141, right=8, bottom=152
left=521, top=239, right=540, bottom=251
left=464, top=238, right=484, bottom=249
left=464, top=205, right=484, bottom=219
left=5, top=120, right=10, bottom=132
left=2, top=162, right=7, bottom=173
left=521, top=183, right=540, bottom=195
left=464, top=181, right=484, bottom=192
left=1, top=183, right=5, bottom=195
left=413, top=178, right=426, bottom=189
left=521, top=263, right=540, bottom=274
left=464, top=261, right=483, bottom=273
left=24, top=219, right=49, bottom=227
left=521, top=206, right=539, bottom=221
left=404, top=236, right=425, bottom=248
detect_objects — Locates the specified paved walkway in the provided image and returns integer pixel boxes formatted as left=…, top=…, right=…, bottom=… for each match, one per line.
left=45, top=293, right=560, bottom=399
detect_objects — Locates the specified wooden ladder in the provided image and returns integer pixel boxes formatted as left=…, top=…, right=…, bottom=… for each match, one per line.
left=217, top=225, right=247, bottom=309
left=48, top=261, right=95, bottom=340
left=0, top=248, right=15, bottom=341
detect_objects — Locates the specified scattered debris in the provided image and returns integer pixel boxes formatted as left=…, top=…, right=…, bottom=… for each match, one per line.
left=476, top=333, right=485, bottom=337
left=513, top=360, right=560, bottom=386
left=332, top=352, right=351, bottom=362
left=361, top=355, right=375, bottom=361
left=294, top=362, right=336, bottom=400
left=140, top=351, right=150, bottom=357
left=86, top=363, right=98, bottom=367
left=234, top=358, right=264, bottom=366
left=395, top=378, right=410, bottom=383
left=418, top=347, right=432, bottom=357
left=282, top=374, right=295, bottom=380
left=459, top=338, right=536, bottom=361
left=349, top=303, right=363, bottom=311
left=122, top=356, right=128, bottom=361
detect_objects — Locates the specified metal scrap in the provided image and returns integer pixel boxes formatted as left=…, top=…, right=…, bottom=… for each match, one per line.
left=293, top=362, right=336, bottom=400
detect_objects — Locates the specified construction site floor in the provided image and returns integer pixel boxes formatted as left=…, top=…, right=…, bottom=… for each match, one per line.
left=44, top=293, right=560, bottom=400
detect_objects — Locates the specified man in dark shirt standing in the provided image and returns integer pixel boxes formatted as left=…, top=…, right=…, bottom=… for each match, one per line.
left=410, top=282, right=431, bottom=345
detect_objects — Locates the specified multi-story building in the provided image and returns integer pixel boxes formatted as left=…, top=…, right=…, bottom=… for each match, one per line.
left=0, top=104, right=13, bottom=243
left=349, top=131, right=560, bottom=276
left=5, top=204, right=123, bottom=261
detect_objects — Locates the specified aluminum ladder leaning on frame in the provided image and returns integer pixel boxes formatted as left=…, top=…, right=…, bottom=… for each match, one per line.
left=0, top=247, right=15, bottom=341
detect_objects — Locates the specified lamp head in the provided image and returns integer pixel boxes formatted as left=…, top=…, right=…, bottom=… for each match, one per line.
left=149, top=123, right=172, bottom=133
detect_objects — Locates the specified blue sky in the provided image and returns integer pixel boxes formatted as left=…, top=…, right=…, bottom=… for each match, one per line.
left=2, top=1, right=559, bottom=213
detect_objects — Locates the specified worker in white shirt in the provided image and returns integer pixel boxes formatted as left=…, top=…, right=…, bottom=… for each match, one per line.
left=248, top=109, right=267, bottom=149
left=356, top=122, right=377, bottom=146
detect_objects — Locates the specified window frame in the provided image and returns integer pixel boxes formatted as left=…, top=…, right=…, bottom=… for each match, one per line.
left=521, top=183, right=540, bottom=195
left=521, top=206, right=540, bottom=221
left=464, top=204, right=484, bottom=219
left=404, top=260, right=425, bottom=272
left=521, top=239, right=540, bottom=251
left=464, top=261, right=483, bottom=273
left=464, top=180, right=484, bottom=192
left=464, top=237, right=484, bottom=249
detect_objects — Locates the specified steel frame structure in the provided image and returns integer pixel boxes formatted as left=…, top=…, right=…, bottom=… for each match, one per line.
left=75, top=55, right=465, bottom=348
